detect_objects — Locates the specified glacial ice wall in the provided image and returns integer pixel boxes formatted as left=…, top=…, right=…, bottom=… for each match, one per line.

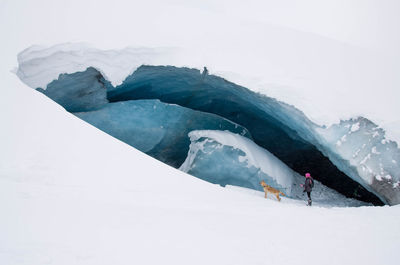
left=34, top=67, right=251, bottom=168
left=108, top=66, right=334, bottom=177
left=317, top=118, right=400, bottom=205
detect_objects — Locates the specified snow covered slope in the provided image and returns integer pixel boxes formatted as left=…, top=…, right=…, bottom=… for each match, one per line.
left=1, top=73, right=400, bottom=265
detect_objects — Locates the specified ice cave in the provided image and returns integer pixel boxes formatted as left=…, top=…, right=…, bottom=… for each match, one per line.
left=31, top=65, right=400, bottom=206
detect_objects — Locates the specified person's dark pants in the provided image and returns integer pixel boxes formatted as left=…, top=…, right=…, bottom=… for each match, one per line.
left=307, top=192, right=311, bottom=200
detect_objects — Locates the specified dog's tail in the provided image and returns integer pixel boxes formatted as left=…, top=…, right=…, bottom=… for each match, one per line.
left=280, top=191, right=285, bottom=196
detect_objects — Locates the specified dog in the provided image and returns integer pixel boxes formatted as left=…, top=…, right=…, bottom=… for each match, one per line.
left=259, top=180, right=285, bottom=201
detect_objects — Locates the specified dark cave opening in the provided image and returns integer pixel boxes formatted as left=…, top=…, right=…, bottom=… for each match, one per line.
left=107, top=65, right=384, bottom=205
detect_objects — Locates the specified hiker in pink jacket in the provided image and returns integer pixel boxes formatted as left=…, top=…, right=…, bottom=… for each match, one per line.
left=300, top=173, right=314, bottom=206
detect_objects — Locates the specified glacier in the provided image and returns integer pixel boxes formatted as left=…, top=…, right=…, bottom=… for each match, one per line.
left=3, top=2, right=400, bottom=264
left=16, top=45, right=400, bottom=205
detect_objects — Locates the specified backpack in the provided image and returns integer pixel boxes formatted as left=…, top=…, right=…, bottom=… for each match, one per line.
left=309, top=178, right=314, bottom=188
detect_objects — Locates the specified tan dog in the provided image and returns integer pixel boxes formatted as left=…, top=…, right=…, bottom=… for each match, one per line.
left=259, top=180, right=285, bottom=201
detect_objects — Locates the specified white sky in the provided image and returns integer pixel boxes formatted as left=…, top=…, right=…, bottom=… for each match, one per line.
left=195, top=0, right=400, bottom=56
left=1, top=0, right=399, bottom=54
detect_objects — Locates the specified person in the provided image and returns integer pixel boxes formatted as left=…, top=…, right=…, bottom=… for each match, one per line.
left=201, top=66, right=209, bottom=79
left=300, top=173, right=314, bottom=206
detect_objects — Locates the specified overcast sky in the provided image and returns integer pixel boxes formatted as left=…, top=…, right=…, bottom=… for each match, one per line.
left=167, top=0, right=400, bottom=56
left=1, top=0, right=399, bottom=55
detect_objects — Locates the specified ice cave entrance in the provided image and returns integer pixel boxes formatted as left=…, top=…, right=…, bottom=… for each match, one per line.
left=38, top=65, right=385, bottom=205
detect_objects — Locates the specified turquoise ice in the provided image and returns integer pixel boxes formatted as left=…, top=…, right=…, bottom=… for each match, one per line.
left=75, top=100, right=251, bottom=167
left=37, top=67, right=111, bottom=112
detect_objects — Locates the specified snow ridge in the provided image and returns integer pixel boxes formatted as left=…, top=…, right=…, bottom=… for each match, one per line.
left=17, top=43, right=181, bottom=88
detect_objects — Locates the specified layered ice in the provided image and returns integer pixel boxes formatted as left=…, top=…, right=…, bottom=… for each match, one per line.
left=75, top=100, right=251, bottom=167
left=180, top=130, right=367, bottom=207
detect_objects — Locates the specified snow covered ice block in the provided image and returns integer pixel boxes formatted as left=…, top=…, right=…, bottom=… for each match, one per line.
left=75, top=100, right=251, bottom=168
left=180, top=130, right=296, bottom=195
left=37, top=67, right=111, bottom=112
left=180, top=130, right=369, bottom=206
left=316, top=117, right=400, bottom=205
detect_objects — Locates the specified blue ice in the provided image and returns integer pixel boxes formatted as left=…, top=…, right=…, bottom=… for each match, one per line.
left=37, top=67, right=111, bottom=112
left=75, top=100, right=251, bottom=167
